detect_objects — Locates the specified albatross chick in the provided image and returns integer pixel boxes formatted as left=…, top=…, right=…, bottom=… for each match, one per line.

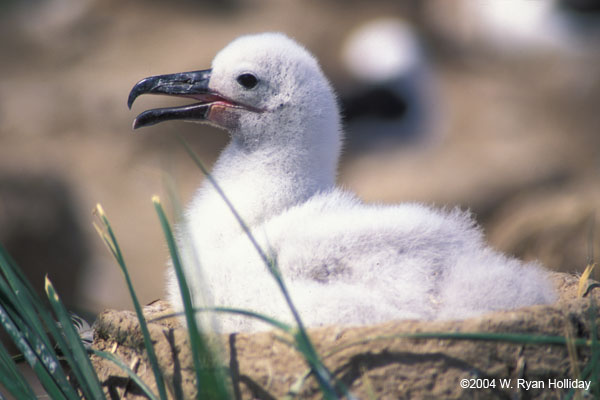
left=128, top=33, right=556, bottom=333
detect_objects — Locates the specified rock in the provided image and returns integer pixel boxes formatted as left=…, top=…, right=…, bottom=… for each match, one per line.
left=91, top=273, right=599, bottom=399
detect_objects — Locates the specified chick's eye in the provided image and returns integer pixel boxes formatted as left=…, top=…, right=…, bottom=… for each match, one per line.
left=236, top=73, right=258, bottom=89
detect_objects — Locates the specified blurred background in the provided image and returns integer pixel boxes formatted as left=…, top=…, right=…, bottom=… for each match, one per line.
left=0, top=0, right=599, bottom=317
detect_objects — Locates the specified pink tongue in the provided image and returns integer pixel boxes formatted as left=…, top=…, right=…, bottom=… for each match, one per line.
left=187, top=92, right=232, bottom=104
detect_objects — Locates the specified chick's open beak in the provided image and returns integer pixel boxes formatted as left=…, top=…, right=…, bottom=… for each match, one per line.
left=128, top=69, right=218, bottom=129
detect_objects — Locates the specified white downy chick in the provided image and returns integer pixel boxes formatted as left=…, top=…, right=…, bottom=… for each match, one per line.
left=128, top=32, right=556, bottom=333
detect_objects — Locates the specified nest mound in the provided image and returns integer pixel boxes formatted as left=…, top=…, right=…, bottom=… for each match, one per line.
left=92, top=272, right=599, bottom=399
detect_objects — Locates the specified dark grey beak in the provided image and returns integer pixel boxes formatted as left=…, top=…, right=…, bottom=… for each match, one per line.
left=128, top=69, right=213, bottom=129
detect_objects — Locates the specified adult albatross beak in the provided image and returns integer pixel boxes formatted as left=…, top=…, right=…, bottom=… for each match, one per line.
left=128, top=69, right=217, bottom=129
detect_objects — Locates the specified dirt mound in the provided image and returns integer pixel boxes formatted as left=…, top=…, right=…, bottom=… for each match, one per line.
left=91, top=272, right=599, bottom=399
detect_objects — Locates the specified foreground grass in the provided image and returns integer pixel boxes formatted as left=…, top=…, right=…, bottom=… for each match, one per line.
left=1, top=217, right=599, bottom=399
left=0, top=142, right=598, bottom=398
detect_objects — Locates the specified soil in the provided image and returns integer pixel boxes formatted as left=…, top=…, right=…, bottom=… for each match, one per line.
left=92, top=272, right=600, bottom=399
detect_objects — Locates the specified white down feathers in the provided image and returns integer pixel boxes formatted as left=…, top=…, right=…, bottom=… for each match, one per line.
left=165, top=33, right=556, bottom=333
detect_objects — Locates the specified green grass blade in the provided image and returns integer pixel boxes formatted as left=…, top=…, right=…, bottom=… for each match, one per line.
left=153, top=196, right=231, bottom=400
left=0, top=246, right=58, bottom=357
left=292, top=329, right=345, bottom=399
left=404, top=331, right=592, bottom=346
left=0, top=244, right=72, bottom=363
left=0, top=245, right=42, bottom=306
left=178, top=137, right=344, bottom=399
left=0, top=276, right=87, bottom=400
left=45, top=277, right=104, bottom=399
left=0, top=245, right=78, bottom=392
left=0, top=247, right=80, bottom=399
left=0, top=303, right=72, bottom=400
left=0, top=266, right=95, bottom=398
left=93, top=204, right=169, bottom=400
left=0, top=337, right=36, bottom=399
left=322, top=331, right=595, bottom=359
left=177, top=136, right=273, bottom=274
left=587, top=298, right=598, bottom=395
left=150, top=306, right=294, bottom=333
left=92, top=350, right=160, bottom=400
left=564, top=301, right=597, bottom=400
left=197, top=307, right=294, bottom=333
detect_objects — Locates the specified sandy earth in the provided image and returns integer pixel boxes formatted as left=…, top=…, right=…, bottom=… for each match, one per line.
left=92, top=272, right=600, bottom=399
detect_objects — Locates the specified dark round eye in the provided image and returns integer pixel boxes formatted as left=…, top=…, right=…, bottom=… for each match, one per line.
left=236, top=73, right=258, bottom=89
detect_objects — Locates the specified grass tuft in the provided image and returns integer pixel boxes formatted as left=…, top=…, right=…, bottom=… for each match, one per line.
left=93, top=203, right=169, bottom=400
left=45, top=276, right=105, bottom=399
left=153, top=196, right=231, bottom=399
left=578, top=263, right=597, bottom=298
left=0, top=243, right=85, bottom=399
left=0, top=139, right=598, bottom=399
left=177, top=135, right=353, bottom=399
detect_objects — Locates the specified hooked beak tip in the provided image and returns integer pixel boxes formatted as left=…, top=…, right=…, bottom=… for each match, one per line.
left=127, top=92, right=138, bottom=110
left=127, top=69, right=213, bottom=129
